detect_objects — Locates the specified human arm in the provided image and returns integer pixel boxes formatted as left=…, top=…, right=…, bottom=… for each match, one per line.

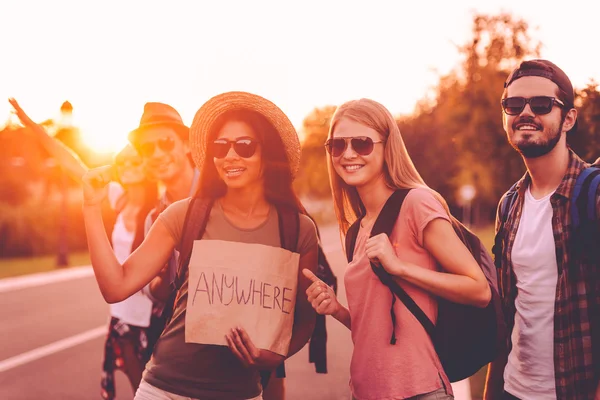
left=82, top=166, right=176, bottom=303
left=303, top=268, right=351, bottom=330
left=365, top=189, right=491, bottom=308
left=9, top=98, right=88, bottom=183
left=145, top=265, right=172, bottom=303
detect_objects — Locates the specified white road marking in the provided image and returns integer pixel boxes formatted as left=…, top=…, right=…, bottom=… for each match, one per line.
left=0, top=266, right=94, bottom=293
left=0, top=325, right=106, bottom=373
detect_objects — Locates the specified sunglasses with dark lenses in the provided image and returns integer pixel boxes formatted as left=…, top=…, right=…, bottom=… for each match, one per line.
left=138, top=137, right=176, bottom=157
left=324, top=136, right=385, bottom=157
left=210, top=138, right=259, bottom=159
left=501, top=96, right=565, bottom=116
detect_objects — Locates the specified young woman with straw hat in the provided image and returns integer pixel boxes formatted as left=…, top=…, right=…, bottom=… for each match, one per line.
left=82, top=92, right=318, bottom=400
left=303, top=98, right=492, bottom=400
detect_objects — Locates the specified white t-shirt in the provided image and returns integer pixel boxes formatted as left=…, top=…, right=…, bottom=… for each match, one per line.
left=504, top=187, right=558, bottom=400
left=107, top=182, right=153, bottom=327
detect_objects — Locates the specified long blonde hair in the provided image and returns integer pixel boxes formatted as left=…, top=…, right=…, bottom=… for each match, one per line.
left=327, top=98, right=452, bottom=235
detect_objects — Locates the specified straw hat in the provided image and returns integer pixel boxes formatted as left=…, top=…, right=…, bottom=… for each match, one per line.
left=189, top=92, right=301, bottom=177
left=128, top=102, right=189, bottom=143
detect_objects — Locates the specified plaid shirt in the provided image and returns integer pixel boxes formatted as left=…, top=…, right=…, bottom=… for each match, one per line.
left=495, top=150, right=600, bottom=400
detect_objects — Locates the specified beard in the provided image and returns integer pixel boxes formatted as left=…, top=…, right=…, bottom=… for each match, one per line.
left=510, top=117, right=563, bottom=159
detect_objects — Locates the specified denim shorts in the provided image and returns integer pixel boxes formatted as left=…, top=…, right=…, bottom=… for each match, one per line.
left=135, top=379, right=263, bottom=400
left=353, top=387, right=453, bottom=400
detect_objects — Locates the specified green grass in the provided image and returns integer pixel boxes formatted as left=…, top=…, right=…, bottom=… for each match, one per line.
left=473, top=224, right=496, bottom=254
left=0, top=251, right=91, bottom=279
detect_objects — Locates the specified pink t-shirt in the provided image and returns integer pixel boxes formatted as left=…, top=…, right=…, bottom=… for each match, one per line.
left=345, top=188, right=453, bottom=400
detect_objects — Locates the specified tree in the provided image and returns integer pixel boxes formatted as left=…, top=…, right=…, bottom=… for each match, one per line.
left=294, top=105, right=337, bottom=199
left=400, top=12, right=542, bottom=224
left=569, top=80, right=600, bottom=162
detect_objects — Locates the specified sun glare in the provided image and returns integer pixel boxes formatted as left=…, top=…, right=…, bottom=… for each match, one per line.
left=78, top=121, right=130, bottom=155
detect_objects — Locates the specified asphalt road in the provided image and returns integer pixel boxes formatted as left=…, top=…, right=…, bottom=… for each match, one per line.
left=0, top=225, right=472, bottom=400
left=0, top=226, right=353, bottom=400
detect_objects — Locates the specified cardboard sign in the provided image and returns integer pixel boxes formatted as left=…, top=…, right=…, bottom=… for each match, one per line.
left=185, top=240, right=300, bottom=356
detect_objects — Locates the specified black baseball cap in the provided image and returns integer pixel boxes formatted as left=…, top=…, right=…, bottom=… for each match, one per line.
left=504, top=59, right=577, bottom=132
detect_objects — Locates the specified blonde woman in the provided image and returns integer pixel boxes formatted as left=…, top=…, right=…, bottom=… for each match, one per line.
left=304, top=98, right=491, bottom=400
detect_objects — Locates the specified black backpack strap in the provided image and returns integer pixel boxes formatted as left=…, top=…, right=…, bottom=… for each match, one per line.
left=571, top=167, right=600, bottom=230
left=368, top=189, right=436, bottom=345
left=492, top=183, right=519, bottom=270
left=161, top=197, right=213, bottom=328
left=277, top=205, right=300, bottom=253
left=344, top=220, right=362, bottom=263
left=174, top=197, right=213, bottom=290
left=571, top=166, right=600, bottom=376
left=261, top=206, right=300, bottom=387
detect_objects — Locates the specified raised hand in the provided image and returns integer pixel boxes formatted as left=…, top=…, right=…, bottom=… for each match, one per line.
left=365, top=233, right=406, bottom=276
left=225, top=326, right=285, bottom=369
left=8, top=98, right=38, bottom=129
left=82, top=165, right=115, bottom=206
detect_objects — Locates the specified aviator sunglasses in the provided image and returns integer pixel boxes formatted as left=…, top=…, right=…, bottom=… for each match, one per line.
left=137, top=137, right=176, bottom=157
left=210, top=138, right=260, bottom=159
left=324, top=136, right=385, bottom=157
left=501, top=96, right=565, bottom=116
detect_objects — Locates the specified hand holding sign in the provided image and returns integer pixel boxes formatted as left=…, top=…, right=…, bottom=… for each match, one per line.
left=186, top=240, right=299, bottom=356
left=225, top=326, right=285, bottom=369
left=302, top=269, right=341, bottom=317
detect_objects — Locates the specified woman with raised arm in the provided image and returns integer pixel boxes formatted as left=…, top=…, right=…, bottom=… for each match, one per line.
left=81, top=92, right=318, bottom=400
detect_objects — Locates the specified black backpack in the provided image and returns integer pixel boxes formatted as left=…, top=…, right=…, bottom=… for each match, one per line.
left=344, top=189, right=507, bottom=382
left=162, top=197, right=336, bottom=385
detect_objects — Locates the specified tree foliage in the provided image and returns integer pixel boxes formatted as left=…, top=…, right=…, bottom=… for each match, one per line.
left=294, top=105, right=337, bottom=199
left=400, top=12, right=543, bottom=223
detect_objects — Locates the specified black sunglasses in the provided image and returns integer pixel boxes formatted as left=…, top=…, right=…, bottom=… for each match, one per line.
left=501, top=96, right=565, bottom=116
left=324, top=136, right=385, bottom=157
left=210, top=138, right=260, bottom=159
left=137, top=137, right=176, bottom=158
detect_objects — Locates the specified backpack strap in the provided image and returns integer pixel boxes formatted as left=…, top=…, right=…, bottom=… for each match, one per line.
left=262, top=205, right=300, bottom=386
left=276, top=205, right=300, bottom=253
left=367, top=189, right=436, bottom=345
left=571, top=167, right=600, bottom=230
left=492, top=182, right=519, bottom=270
left=344, top=220, right=362, bottom=262
left=571, top=166, right=600, bottom=376
left=587, top=172, right=600, bottom=220
left=173, top=197, right=213, bottom=290
left=160, top=197, right=212, bottom=329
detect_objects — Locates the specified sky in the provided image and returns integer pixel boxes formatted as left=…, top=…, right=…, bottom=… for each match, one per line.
left=1, top=0, right=598, bottom=153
